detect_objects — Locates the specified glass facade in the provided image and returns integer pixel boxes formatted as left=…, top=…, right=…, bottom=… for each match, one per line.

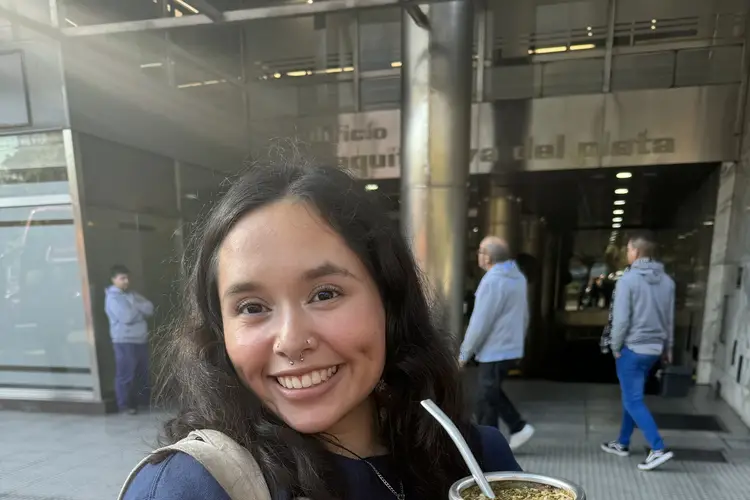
left=0, top=132, right=94, bottom=401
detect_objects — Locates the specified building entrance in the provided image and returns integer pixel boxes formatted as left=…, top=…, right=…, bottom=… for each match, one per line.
left=357, top=164, right=721, bottom=387
left=509, top=163, right=720, bottom=385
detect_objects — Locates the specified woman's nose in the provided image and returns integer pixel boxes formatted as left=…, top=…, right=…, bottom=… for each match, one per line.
left=272, top=309, right=318, bottom=364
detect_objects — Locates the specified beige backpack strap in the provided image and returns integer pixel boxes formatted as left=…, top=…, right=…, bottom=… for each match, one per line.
left=118, top=429, right=272, bottom=500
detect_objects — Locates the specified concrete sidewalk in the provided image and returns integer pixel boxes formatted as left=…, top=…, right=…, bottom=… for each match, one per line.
left=2, top=381, right=749, bottom=500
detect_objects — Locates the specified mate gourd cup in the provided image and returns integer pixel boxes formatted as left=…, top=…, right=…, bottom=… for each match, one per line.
left=449, top=472, right=585, bottom=500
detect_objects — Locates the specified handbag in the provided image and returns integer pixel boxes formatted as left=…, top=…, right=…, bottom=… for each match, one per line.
left=118, top=429, right=273, bottom=500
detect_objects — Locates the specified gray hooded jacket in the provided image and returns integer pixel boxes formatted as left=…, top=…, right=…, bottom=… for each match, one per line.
left=610, top=259, right=675, bottom=356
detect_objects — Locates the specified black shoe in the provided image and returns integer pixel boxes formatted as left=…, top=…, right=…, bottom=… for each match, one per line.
left=638, top=449, right=674, bottom=471
left=600, top=441, right=630, bottom=457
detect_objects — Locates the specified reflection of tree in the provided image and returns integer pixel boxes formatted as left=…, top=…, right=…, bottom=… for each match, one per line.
left=0, top=133, right=67, bottom=189
left=1, top=135, right=64, bottom=168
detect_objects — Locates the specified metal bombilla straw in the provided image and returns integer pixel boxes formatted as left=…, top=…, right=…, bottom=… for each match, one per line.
left=421, top=399, right=496, bottom=499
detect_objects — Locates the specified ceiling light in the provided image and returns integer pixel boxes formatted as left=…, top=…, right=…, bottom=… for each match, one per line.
left=65, top=18, right=78, bottom=27
left=287, top=70, right=308, bottom=77
left=530, top=46, right=568, bottom=55
left=365, top=184, right=379, bottom=192
left=616, top=172, right=632, bottom=179
left=613, top=209, right=624, bottom=215
left=273, top=73, right=281, bottom=79
left=612, top=223, right=622, bottom=228
left=613, top=217, right=623, bottom=223
left=614, top=200, right=626, bottom=206
left=307, top=0, right=314, bottom=4
left=703, top=220, right=714, bottom=226
left=391, top=61, right=403, bottom=68
left=614, top=188, right=629, bottom=195
left=651, top=19, right=657, bottom=23
left=570, top=44, right=595, bottom=51
left=651, top=25, right=656, bottom=30
left=140, top=62, right=163, bottom=68
left=586, top=26, right=592, bottom=31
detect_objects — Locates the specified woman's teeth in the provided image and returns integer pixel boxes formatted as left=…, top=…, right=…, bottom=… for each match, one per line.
left=277, top=366, right=338, bottom=389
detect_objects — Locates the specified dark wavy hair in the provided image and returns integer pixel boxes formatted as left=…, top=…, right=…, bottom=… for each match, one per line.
left=156, top=161, right=474, bottom=499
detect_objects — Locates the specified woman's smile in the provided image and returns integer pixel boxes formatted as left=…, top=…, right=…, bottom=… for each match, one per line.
left=274, top=364, right=339, bottom=389
left=270, top=364, right=344, bottom=401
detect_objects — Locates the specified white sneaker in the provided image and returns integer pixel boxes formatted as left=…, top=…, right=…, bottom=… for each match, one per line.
left=509, top=424, right=535, bottom=451
left=600, top=441, right=630, bottom=457
left=638, top=449, right=674, bottom=471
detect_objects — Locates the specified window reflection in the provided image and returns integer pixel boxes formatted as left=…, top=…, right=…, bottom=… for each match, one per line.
left=0, top=204, right=91, bottom=395
left=0, top=132, right=69, bottom=198
left=564, top=230, right=627, bottom=312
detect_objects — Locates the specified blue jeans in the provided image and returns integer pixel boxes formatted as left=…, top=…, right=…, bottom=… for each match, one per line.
left=113, top=343, right=151, bottom=411
left=616, top=347, right=665, bottom=451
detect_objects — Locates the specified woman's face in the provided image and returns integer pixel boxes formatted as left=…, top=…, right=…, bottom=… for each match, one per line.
left=217, top=200, right=387, bottom=435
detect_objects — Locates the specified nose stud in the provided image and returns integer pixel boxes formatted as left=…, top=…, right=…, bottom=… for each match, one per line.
left=297, top=339, right=312, bottom=363
left=284, top=339, right=314, bottom=365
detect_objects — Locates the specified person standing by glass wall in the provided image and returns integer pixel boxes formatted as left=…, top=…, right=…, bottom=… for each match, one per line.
left=105, top=265, right=154, bottom=414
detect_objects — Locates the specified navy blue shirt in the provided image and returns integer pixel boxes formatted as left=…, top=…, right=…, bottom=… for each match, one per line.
left=124, top=425, right=520, bottom=500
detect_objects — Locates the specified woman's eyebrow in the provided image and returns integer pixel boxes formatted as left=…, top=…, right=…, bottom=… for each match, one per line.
left=222, top=280, right=262, bottom=301
left=303, top=262, right=358, bottom=281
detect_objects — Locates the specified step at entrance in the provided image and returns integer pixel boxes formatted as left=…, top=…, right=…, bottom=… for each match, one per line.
left=653, top=413, right=726, bottom=432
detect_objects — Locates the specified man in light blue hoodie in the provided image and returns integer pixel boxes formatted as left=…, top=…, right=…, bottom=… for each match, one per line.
left=601, top=231, right=675, bottom=470
left=460, top=236, right=535, bottom=450
left=105, top=265, right=154, bottom=414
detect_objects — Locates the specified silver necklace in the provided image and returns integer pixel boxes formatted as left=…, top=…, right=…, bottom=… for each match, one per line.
left=360, top=459, right=405, bottom=500
left=334, top=444, right=405, bottom=500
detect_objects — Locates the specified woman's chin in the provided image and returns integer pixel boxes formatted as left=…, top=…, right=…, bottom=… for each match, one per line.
left=282, top=412, right=341, bottom=435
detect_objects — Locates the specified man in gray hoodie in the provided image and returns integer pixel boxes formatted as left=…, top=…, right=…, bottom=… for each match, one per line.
left=600, top=231, right=675, bottom=470
left=105, top=265, right=154, bottom=414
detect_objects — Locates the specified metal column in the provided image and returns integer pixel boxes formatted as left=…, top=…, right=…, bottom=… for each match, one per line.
left=400, top=0, right=474, bottom=345
left=485, top=186, right=520, bottom=253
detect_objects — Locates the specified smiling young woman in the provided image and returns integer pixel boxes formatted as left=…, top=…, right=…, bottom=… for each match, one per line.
left=120, top=161, right=521, bottom=500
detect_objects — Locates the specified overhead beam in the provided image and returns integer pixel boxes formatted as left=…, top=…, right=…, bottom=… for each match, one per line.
left=184, top=0, right=224, bottom=22
left=0, top=3, right=243, bottom=91
left=61, top=0, right=450, bottom=37
left=0, top=4, right=63, bottom=40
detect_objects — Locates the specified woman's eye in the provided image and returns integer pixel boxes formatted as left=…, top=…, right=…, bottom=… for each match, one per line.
left=311, top=288, right=340, bottom=302
left=238, top=302, right=267, bottom=315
